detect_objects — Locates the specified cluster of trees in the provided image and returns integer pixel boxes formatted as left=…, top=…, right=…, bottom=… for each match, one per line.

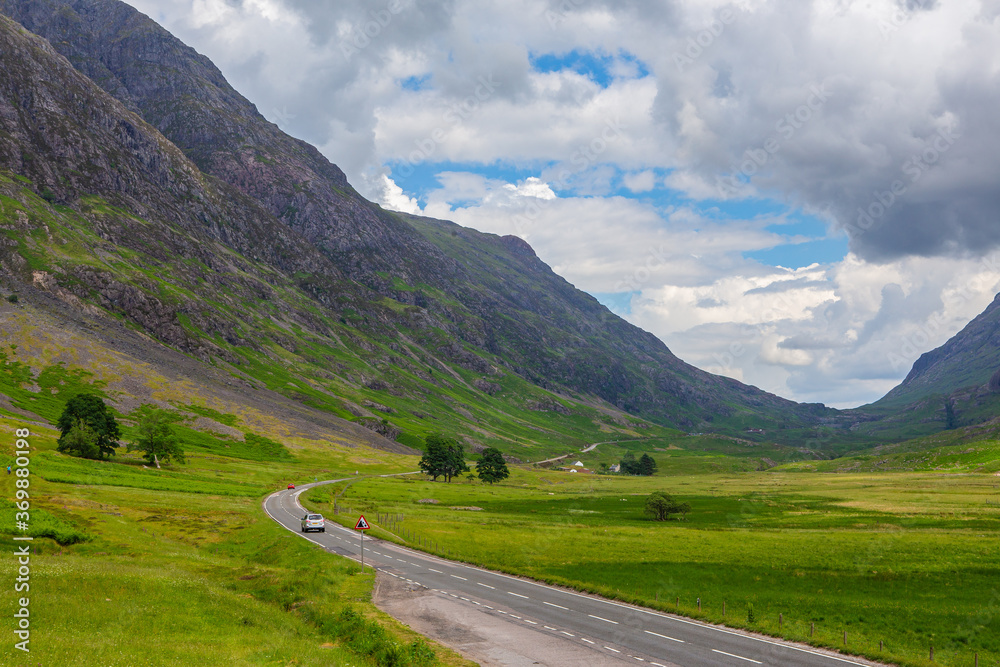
left=619, top=451, right=657, bottom=476
left=644, top=491, right=691, bottom=521
left=418, top=434, right=510, bottom=484
left=56, top=394, right=184, bottom=465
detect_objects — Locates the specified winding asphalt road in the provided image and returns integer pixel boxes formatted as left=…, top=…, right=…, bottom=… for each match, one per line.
left=263, top=479, right=887, bottom=667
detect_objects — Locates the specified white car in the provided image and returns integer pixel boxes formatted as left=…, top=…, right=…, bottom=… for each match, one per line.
left=300, top=513, right=325, bottom=533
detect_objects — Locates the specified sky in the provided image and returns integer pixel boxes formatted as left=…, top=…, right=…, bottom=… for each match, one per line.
left=127, top=0, right=1000, bottom=409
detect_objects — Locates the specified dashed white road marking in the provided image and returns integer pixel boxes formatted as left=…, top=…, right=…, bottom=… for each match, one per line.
left=645, top=630, right=685, bottom=643
left=476, top=582, right=495, bottom=590
left=451, top=575, right=468, bottom=581
left=543, top=601, right=568, bottom=610
left=428, top=568, right=443, bottom=573
left=712, top=649, right=762, bottom=664
left=604, top=647, right=621, bottom=653
left=509, top=592, right=529, bottom=599
left=589, top=614, right=619, bottom=624
left=524, top=620, right=537, bottom=625
left=581, top=638, right=595, bottom=645
left=544, top=626, right=557, bottom=631
left=560, top=631, right=575, bottom=637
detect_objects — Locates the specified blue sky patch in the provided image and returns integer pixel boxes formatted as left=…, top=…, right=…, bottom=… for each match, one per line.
left=388, top=160, right=551, bottom=206
left=746, top=236, right=849, bottom=269
left=591, top=291, right=639, bottom=315
left=530, top=49, right=649, bottom=88
left=399, top=74, right=431, bottom=91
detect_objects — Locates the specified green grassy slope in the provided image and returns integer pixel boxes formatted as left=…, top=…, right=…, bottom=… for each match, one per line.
left=0, top=418, right=474, bottom=666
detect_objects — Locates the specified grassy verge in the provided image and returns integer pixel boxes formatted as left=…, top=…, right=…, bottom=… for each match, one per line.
left=307, top=466, right=1000, bottom=667
left=0, top=426, right=472, bottom=666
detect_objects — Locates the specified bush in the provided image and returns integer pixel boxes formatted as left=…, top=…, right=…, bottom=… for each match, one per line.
left=6, top=294, right=17, bottom=303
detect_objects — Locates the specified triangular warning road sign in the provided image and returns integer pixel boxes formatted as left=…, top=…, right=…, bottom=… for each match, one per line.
left=355, top=515, right=371, bottom=530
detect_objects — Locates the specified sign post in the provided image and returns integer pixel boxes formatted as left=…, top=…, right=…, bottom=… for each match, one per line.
left=355, top=515, right=371, bottom=573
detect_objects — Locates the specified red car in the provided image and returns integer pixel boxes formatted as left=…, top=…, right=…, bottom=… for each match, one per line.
left=287, top=483, right=295, bottom=489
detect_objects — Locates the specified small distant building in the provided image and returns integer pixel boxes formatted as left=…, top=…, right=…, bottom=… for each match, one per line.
left=572, top=460, right=584, bottom=467
left=746, top=428, right=765, bottom=435
left=609, top=463, right=621, bottom=473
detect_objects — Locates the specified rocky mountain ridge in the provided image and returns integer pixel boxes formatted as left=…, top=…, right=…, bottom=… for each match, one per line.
left=0, top=1, right=838, bottom=456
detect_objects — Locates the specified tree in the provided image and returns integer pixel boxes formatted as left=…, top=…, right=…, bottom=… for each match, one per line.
left=419, top=434, right=469, bottom=482
left=644, top=491, right=691, bottom=521
left=476, top=447, right=510, bottom=484
left=945, top=399, right=957, bottom=429
left=638, top=453, right=657, bottom=476
left=619, top=451, right=640, bottom=475
left=128, top=406, right=185, bottom=465
left=57, top=419, right=100, bottom=459
left=56, top=394, right=120, bottom=459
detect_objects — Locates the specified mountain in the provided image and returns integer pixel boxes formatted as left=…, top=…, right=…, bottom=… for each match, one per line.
left=0, top=0, right=833, bottom=458
left=839, top=291, right=1000, bottom=442
left=877, top=292, right=1000, bottom=407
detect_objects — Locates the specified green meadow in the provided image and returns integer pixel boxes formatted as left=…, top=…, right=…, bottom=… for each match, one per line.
left=307, top=463, right=1000, bottom=667
left=0, top=424, right=472, bottom=667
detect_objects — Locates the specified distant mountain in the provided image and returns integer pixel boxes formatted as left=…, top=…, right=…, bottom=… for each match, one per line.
left=0, top=0, right=833, bottom=457
left=838, top=291, right=1000, bottom=443
left=876, top=292, right=1000, bottom=407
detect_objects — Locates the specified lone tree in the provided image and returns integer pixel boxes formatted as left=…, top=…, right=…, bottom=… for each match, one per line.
left=57, top=393, right=120, bottom=459
left=127, top=406, right=185, bottom=466
left=638, top=453, right=658, bottom=476
left=644, top=491, right=691, bottom=521
left=419, top=434, right=469, bottom=482
left=476, top=447, right=510, bottom=484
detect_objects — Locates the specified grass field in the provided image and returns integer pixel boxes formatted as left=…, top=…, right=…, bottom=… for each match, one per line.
left=306, top=464, right=1000, bottom=667
left=0, top=424, right=472, bottom=666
